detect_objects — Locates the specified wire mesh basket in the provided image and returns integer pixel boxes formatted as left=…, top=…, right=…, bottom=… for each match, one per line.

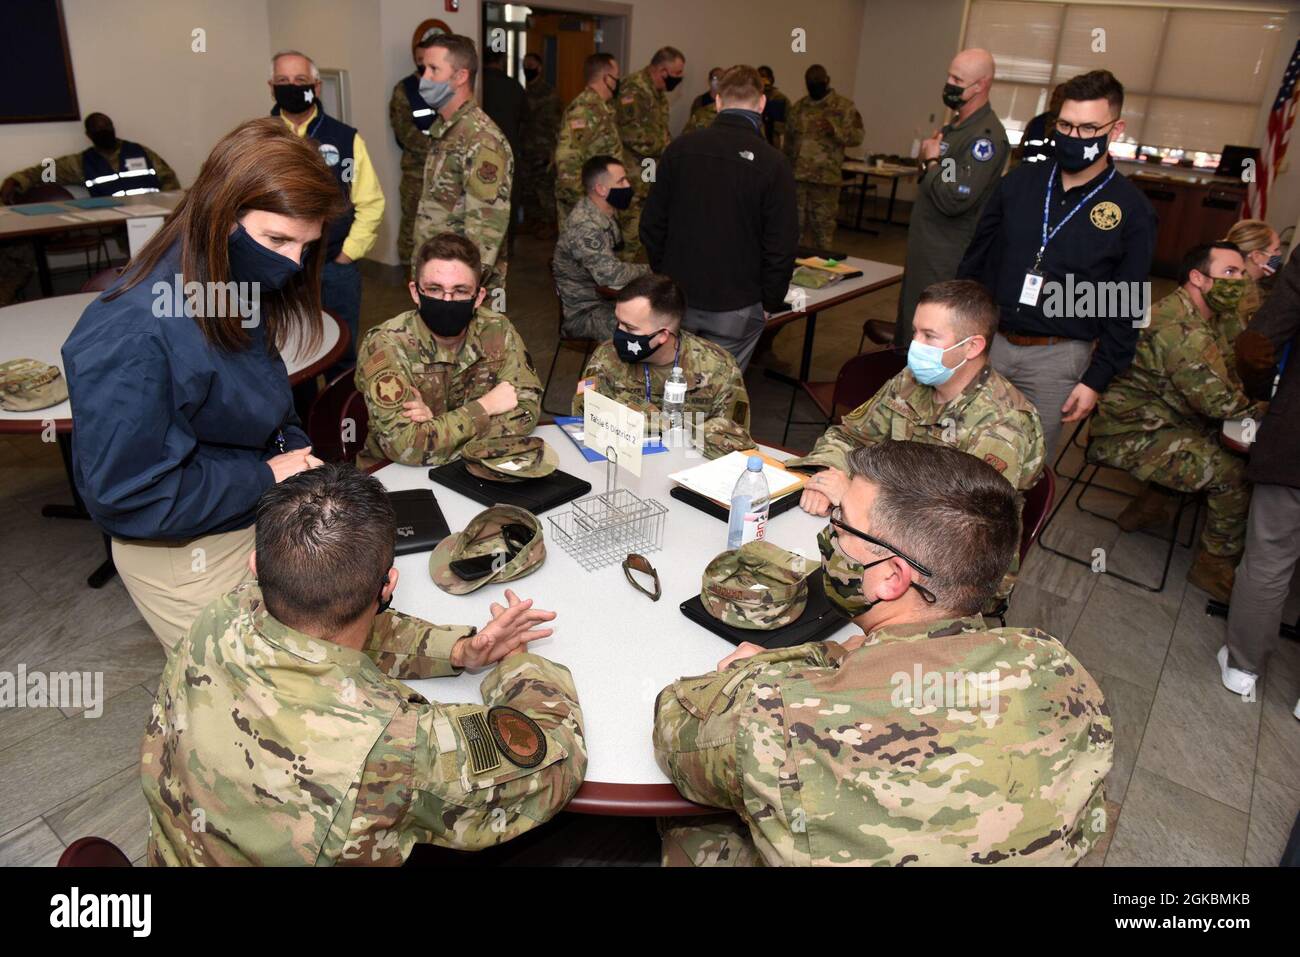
left=547, top=488, right=667, bottom=571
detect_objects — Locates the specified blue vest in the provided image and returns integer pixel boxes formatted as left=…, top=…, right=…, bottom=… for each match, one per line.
left=82, top=141, right=162, bottom=197
left=271, top=104, right=357, bottom=261
left=396, top=73, right=436, bottom=148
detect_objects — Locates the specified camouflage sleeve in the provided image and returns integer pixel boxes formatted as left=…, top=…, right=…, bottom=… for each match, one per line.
left=701, top=418, right=756, bottom=459
left=572, top=232, right=650, bottom=288
left=389, top=84, right=427, bottom=154
left=653, top=643, right=836, bottom=809
left=617, top=85, right=661, bottom=158
left=485, top=322, right=542, bottom=439
left=464, top=134, right=514, bottom=281
left=143, top=147, right=181, bottom=191
left=8, top=153, right=85, bottom=193
left=782, top=106, right=800, bottom=165
left=553, top=113, right=589, bottom=207
left=571, top=347, right=623, bottom=417
left=1169, top=326, right=1253, bottom=421
left=363, top=608, right=475, bottom=680
left=403, top=653, right=587, bottom=851
left=840, top=101, right=865, bottom=149
left=784, top=394, right=886, bottom=471
left=355, top=329, right=490, bottom=466
left=967, top=410, right=1045, bottom=492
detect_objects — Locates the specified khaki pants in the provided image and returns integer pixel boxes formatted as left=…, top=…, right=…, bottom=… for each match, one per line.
left=111, top=526, right=256, bottom=651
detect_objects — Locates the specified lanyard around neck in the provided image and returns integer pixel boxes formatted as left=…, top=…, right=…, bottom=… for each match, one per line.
left=643, top=334, right=681, bottom=404
left=1037, top=162, right=1116, bottom=270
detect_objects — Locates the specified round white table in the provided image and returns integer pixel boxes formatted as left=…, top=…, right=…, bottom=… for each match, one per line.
left=375, top=424, right=854, bottom=815
left=0, top=292, right=347, bottom=433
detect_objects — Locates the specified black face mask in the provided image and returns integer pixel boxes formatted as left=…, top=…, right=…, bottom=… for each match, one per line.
left=273, top=83, right=315, bottom=114
left=942, top=82, right=966, bottom=109
left=523, top=67, right=540, bottom=83
left=613, top=327, right=665, bottom=363
left=605, top=185, right=634, bottom=210
left=418, top=292, right=477, bottom=338
left=807, top=81, right=829, bottom=101
left=228, top=224, right=304, bottom=291
left=1055, top=130, right=1111, bottom=173
left=664, top=74, right=683, bottom=92
left=89, top=129, right=117, bottom=151
left=606, top=75, right=620, bottom=98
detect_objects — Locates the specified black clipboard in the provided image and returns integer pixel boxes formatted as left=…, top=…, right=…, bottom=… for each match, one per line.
left=670, top=485, right=803, bottom=523
left=679, top=568, right=849, bottom=649
left=387, top=488, right=451, bottom=556
left=427, top=460, right=592, bottom=515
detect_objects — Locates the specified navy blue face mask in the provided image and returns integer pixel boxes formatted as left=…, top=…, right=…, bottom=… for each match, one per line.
left=227, top=223, right=304, bottom=291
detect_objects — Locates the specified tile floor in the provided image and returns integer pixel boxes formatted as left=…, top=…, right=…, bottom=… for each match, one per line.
left=1, top=210, right=1297, bottom=867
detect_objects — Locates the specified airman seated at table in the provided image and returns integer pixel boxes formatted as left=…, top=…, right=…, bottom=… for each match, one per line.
left=552, top=154, right=649, bottom=340
left=141, top=464, right=586, bottom=866
left=572, top=272, right=755, bottom=457
left=355, top=232, right=541, bottom=469
left=1091, top=241, right=1263, bottom=603
left=653, top=441, right=1112, bottom=866
left=786, top=279, right=1044, bottom=601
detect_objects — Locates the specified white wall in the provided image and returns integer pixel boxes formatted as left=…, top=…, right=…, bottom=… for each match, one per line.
left=0, top=0, right=273, bottom=189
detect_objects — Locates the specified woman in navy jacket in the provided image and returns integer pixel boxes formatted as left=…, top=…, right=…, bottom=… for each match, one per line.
left=62, top=118, right=345, bottom=648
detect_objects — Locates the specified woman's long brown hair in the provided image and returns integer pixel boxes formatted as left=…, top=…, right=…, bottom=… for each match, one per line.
left=109, top=117, right=347, bottom=355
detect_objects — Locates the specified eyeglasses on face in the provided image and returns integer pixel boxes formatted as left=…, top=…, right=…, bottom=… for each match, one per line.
left=1053, top=117, right=1118, bottom=139
left=829, top=507, right=935, bottom=579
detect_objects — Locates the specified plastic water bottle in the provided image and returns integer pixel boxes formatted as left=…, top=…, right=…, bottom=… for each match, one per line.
left=726, top=456, right=770, bottom=548
left=663, top=365, right=687, bottom=434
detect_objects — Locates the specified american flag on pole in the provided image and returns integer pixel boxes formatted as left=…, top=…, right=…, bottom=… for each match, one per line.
left=1245, top=38, right=1300, bottom=220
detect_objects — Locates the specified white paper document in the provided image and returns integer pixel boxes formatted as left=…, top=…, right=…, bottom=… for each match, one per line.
left=668, top=451, right=803, bottom=506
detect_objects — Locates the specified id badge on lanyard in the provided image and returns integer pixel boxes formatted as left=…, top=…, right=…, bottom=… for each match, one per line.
left=1020, top=267, right=1044, bottom=307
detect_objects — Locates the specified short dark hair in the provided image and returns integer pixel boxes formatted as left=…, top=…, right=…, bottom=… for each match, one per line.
left=84, top=112, right=112, bottom=134
left=651, top=46, right=685, bottom=67
left=917, top=279, right=998, bottom=344
left=427, top=34, right=480, bottom=91
left=805, top=64, right=829, bottom=87
left=414, top=232, right=482, bottom=284
left=617, top=273, right=685, bottom=327
left=717, top=65, right=764, bottom=105
left=757, top=65, right=774, bottom=82
left=523, top=52, right=542, bottom=67
left=585, top=52, right=617, bottom=84
left=1060, top=69, right=1123, bottom=116
left=255, top=464, right=396, bottom=634
left=846, top=441, right=1019, bottom=615
left=1179, top=241, right=1242, bottom=285
left=582, top=154, right=623, bottom=193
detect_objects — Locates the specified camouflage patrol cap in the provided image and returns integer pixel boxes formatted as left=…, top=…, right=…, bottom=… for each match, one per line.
left=430, top=504, right=546, bottom=594
left=462, top=435, right=559, bottom=483
left=701, top=541, right=810, bottom=629
left=0, top=358, right=67, bottom=412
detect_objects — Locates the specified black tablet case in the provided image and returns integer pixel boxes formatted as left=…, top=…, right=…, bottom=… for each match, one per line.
left=679, top=568, right=849, bottom=649
left=387, top=488, right=451, bottom=556
left=669, top=485, right=803, bottom=523
left=427, top=460, right=592, bottom=515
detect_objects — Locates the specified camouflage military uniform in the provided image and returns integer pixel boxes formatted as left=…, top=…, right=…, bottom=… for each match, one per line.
left=389, top=76, right=434, bottom=266
left=141, top=582, right=586, bottom=866
left=654, top=616, right=1113, bottom=866
left=4, top=142, right=181, bottom=195
left=682, top=101, right=717, bottom=135
left=614, top=67, right=671, bottom=261
left=1091, top=286, right=1259, bottom=557
left=554, top=88, right=622, bottom=225
left=412, top=100, right=514, bottom=294
left=573, top=329, right=754, bottom=454
left=552, top=196, right=650, bottom=339
left=783, top=90, right=864, bottom=249
left=354, top=306, right=541, bottom=469
left=521, top=76, right=562, bottom=230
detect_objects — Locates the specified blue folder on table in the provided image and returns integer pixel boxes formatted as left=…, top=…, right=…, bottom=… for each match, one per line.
left=554, top=416, right=667, bottom=463
left=10, top=204, right=67, bottom=215
left=64, top=197, right=124, bottom=209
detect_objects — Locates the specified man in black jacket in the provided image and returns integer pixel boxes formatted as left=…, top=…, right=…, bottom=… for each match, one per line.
left=1219, top=249, right=1300, bottom=717
left=640, top=64, right=798, bottom=371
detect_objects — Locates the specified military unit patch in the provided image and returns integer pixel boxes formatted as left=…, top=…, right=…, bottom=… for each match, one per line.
left=370, top=371, right=406, bottom=409
left=1090, top=200, right=1122, bottom=230
left=457, top=710, right=502, bottom=775
left=971, top=137, right=995, bottom=162
left=487, top=706, right=547, bottom=768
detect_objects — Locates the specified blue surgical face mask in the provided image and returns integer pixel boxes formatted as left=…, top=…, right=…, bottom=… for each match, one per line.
left=227, top=223, right=303, bottom=291
left=907, top=335, right=972, bottom=386
left=419, top=76, right=454, bottom=110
